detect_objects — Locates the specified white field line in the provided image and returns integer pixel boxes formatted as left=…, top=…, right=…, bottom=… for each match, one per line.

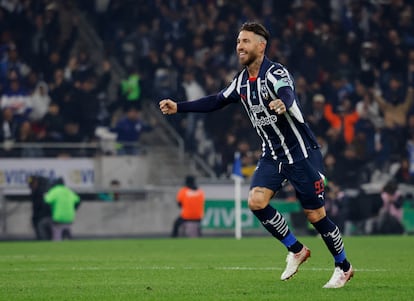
left=2, top=266, right=388, bottom=272
left=216, top=267, right=388, bottom=272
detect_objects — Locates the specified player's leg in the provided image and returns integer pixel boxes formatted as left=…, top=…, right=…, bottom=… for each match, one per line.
left=287, top=151, right=353, bottom=288
left=304, top=207, right=354, bottom=288
left=249, top=158, right=310, bottom=280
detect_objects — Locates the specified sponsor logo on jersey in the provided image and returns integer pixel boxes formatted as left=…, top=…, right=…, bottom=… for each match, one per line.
left=252, top=115, right=278, bottom=127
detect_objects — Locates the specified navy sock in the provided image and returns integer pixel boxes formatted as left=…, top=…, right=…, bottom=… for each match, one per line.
left=252, top=205, right=303, bottom=252
left=312, top=216, right=351, bottom=271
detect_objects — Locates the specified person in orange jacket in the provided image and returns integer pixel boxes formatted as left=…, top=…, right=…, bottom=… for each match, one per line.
left=324, top=98, right=359, bottom=145
left=171, top=175, right=205, bottom=238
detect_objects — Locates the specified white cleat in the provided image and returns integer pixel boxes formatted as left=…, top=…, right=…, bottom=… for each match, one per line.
left=280, top=246, right=311, bottom=280
left=323, top=265, right=354, bottom=288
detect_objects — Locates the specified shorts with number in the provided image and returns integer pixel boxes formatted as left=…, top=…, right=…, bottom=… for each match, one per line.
left=250, top=148, right=325, bottom=210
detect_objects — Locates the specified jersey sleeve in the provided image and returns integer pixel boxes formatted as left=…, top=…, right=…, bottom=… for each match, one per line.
left=266, top=65, right=295, bottom=108
left=177, top=76, right=240, bottom=113
left=177, top=94, right=229, bottom=112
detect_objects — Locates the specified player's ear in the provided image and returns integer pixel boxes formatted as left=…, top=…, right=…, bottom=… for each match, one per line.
left=259, top=40, right=267, bottom=53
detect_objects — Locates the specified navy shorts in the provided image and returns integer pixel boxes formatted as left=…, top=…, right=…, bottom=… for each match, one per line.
left=250, top=149, right=325, bottom=210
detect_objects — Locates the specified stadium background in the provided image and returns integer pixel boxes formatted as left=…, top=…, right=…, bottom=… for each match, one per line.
left=0, top=0, right=414, bottom=238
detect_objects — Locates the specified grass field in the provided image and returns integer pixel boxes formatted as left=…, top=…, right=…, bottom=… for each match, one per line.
left=0, top=236, right=413, bottom=301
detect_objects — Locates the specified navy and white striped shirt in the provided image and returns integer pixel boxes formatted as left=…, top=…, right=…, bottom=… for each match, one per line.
left=177, top=56, right=319, bottom=164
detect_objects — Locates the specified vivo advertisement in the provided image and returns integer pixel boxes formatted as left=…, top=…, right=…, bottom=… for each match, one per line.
left=0, top=159, right=95, bottom=191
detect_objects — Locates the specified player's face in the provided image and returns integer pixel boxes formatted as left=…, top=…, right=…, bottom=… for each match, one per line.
left=236, top=30, right=264, bottom=66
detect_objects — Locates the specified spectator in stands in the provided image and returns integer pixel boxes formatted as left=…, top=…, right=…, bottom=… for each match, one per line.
left=29, top=14, right=51, bottom=73
left=56, top=89, right=79, bottom=128
left=324, top=181, right=348, bottom=232
left=295, top=43, right=320, bottom=87
left=66, top=50, right=94, bottom=83
left=0, top=44, right=30, bottom=83
left=335, top=51, right=357, bottom=83
left=48, top=68, right=73, bottom=106
left=26, top=70, right=41, bottom=93
left=16, top=120, right=43, bottom=157
left=380, top=29, right=406, bottom=78
left=315, top=22, right=340, bottom=69
left=40, top=102, right=63, bottom=157
left=75, top=61, right=111, bottom=140
left=323, top=152, right=339, bottom=184
left=237, top=139, right=257, bottom=178
left=354, top=84, right=383, bottom=129
left=43, top=50, right=65, bottom=83
left=44, top=177, right=81, bottom=241
left=171, top=175, right=205, bottom=238
left=399, top=9, right=414, bottom=48
left=395, top=157, right=414, bottom=185
left=181, top=69, right=207, bottom=152
left=321, top=73, right=354, bottom=113
left=354, top=95, right=390, bottom=169
left=118, top=66, right=141, bottom=110
left=111, top=107, right=152, bottom=155
left=357, top=41, right=379, bottom=88
left=373, top=87, right=413, bottom=159
left=30, top=81, right=51, bottom=122
left=41, top=102, right=64, bottom=143
left=216, top=131, right=238, bottom=176
left=295, top=75, right=313, bottom=116
left=63, top=120, right=83, bottom=143
left=1, top=76, right=32, bottom=121
left=335, top=144, right=365, bottom=189
left=324, top=97, right=359, bottom=145
left=372, top=180, right=405, bottom=234
left=0, top=107, right=19, bottom=157
left=380, top=74, right=407, bottom=106
left=306, top=94, right=330, bottom=137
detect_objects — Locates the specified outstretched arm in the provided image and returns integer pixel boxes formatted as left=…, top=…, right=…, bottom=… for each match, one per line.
left=159, top=94, right=230, bottom=115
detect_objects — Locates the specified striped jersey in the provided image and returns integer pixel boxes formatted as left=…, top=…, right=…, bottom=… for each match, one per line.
left=177, top=56, right=319, bottom=164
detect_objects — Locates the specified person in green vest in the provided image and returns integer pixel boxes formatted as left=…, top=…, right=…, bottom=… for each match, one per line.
left=120, top=67, right=141, bottom=110
left=44, top=177, right=80, bottom=241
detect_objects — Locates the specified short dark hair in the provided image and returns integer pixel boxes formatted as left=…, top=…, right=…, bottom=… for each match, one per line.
left=239, top=22, right=270, bottom=42
left=185, top=175, right=197, bottom=190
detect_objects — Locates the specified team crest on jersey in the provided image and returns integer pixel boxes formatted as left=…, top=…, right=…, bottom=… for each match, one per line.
left=260, top=85, right=269, bottom=100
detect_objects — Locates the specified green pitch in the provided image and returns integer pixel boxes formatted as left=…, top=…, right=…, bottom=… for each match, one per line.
left=0, top=236, right=412, bottom=301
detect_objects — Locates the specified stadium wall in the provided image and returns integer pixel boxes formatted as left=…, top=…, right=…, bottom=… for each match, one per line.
left=0, top=183, right=255, bottom=239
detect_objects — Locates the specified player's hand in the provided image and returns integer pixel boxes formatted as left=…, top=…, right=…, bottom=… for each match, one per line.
left=269, top=99, right=286, bottom=114
left=159, top=99, right=178, bottom=115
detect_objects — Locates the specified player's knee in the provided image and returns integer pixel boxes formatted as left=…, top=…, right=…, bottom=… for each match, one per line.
left=248, top=187, right=268, bottom=211
left=304, top=207, right=326, bottom=223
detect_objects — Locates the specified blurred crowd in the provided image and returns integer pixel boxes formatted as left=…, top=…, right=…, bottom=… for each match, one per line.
left=2, top=1, right=414, bottom=194
left=81, top=0, right=414, bottom=190
left=0, top=0, right=116, bottom=157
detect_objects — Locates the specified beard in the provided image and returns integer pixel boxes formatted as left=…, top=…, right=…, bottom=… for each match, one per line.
left=239, top=51, right=259, bottom=67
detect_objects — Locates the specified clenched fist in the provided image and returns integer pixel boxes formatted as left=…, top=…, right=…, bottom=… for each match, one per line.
left=269, top=99, right=286, bottom=114
left=159, top=99, right=178, bottom=115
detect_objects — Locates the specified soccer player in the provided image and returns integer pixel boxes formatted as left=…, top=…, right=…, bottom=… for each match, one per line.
left=159, top=22, right=353, bottom=288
